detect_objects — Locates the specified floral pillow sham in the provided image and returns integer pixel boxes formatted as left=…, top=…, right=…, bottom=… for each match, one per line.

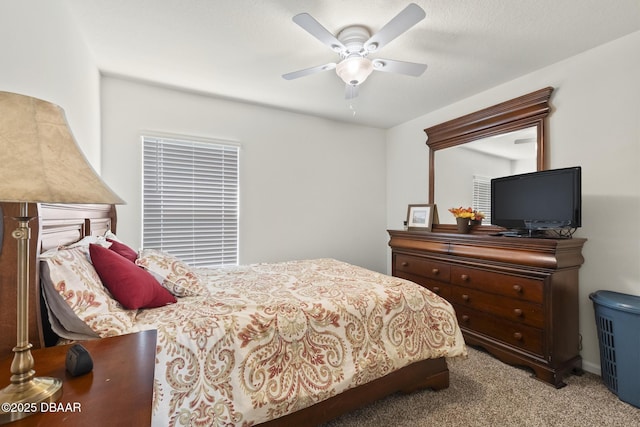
left=135, top=249, right=207, bottom=297
left=40, top=246, right=137, bottom=340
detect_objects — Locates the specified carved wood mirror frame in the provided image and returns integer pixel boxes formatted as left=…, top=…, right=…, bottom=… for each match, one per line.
left=424, top=87, right=554, bottom=233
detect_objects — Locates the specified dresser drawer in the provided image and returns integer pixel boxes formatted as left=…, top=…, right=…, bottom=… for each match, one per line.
left=449, top=285, right=544, bottom=328
left=394, top=254, right=451, bottom=282
left=454, top=305, right=543, bottom=355
left=451, top=266, right=543, bottom=303
left=394, top=271, right=451, bottom=299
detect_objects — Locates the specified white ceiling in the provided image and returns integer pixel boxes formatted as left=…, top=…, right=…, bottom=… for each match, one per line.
left=64, top=0, right=640, bottom=129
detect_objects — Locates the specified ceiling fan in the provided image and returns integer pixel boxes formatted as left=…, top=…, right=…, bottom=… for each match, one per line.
left=282, top=3, right=428, bottom=99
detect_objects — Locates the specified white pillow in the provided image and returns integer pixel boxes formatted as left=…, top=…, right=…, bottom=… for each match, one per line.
left=104, top=229, right=121, bottom=242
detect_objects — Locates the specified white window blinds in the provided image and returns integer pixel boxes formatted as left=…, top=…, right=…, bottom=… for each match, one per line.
left=472, top=175, right=491, bottom=224
left=142, top=135, right=239, bottom=267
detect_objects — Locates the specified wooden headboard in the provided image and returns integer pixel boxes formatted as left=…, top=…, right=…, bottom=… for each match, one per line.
left=0, top=202, right=117, bottom=357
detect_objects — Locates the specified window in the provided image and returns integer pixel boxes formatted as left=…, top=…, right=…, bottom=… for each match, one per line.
left=472, top=175, right=491, bottom=224
left=142, top=135, right=239, bottom=267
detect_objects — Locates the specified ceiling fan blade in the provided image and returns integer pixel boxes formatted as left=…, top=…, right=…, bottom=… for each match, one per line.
left=345, top=84, right=359, bottom=100
left=364, top=3, right=426, bottom=52
left=292, top=13, right=346, bottom=53
left=282, top=63, right=337, bottom=80
left=371, top=58, right=427, bottom=76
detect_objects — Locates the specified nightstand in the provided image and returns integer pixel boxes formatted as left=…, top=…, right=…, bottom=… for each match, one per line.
left=0, top=330, right=157, bottom=426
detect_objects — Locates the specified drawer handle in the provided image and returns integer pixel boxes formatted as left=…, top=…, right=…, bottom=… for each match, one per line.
left=401, top=262, right=409, bottom=267
left=461, top=315, right=470, bottom=323
left=513, top=308, right=523, bottom=317
left=432, top=268, right=440, bottom=275
left=513, top=284, right=523, bottom=293
left=460, top=274, right=470, bottom=282
left=432, top=286, right=441, bottom=294
left=513, top=332, right=523, bottom=341
left=462, top=294, right=470, bottom=302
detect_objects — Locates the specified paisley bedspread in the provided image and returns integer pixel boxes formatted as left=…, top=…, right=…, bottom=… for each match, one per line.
left=132, top=258, right=466, bottom=426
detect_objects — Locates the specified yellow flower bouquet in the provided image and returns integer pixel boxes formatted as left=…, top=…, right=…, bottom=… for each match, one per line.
left=448, top=206, right=474, bottom=219
left=473, top=211, right=485, bottom=220
left=449, top=207, right=485, bottom=221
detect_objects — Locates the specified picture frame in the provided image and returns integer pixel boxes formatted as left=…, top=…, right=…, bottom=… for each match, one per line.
left=406, top=204, right=434, bottom=231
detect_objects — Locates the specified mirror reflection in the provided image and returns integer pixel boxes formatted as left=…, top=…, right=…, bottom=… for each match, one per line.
left=435, top=126, right=538, bottom=225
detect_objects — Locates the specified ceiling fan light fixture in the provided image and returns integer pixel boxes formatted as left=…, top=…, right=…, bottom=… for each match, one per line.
left=336, top=56, right=373, bottom=85
left=366, top=42, right=379, bottom=52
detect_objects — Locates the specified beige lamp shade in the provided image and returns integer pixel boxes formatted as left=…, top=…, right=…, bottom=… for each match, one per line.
left=0, top=91, right=124, bottom=204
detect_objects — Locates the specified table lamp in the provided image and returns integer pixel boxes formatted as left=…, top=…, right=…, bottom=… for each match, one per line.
left=0, top=91, right=124, bottom=423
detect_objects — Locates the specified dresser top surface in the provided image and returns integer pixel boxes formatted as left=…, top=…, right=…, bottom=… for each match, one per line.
left=388, top=229, right=586, bottom=248
left=388, top=230, right=586, bottom=269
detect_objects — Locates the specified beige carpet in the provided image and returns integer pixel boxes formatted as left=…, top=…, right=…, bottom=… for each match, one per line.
left=322, top=347, right=640, bottom=427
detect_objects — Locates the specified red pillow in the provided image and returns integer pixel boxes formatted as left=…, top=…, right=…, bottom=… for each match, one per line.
left=89, top=244, right=176, bottom=309
left=106, top=238, right=138, bottom=263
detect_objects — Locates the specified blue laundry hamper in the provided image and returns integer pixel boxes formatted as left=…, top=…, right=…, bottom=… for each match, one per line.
left=589, top=290, right=640, bottom=408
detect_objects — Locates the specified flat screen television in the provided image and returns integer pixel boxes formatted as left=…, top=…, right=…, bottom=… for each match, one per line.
left=491, top=166, right=581, bottom=234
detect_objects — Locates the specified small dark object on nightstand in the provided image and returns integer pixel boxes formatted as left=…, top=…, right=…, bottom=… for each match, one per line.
left=65, top=344, right=93, bottom=377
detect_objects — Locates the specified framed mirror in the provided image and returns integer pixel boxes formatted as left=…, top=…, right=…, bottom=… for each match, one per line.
left=424, top=87, right=553, bottom=233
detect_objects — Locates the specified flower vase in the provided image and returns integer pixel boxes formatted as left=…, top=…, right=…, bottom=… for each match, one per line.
left=456, top=217, right=471, bottom=233
left=470, top=219, right=482, bottom=227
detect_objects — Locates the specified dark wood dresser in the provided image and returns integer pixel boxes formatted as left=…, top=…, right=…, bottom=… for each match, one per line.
left=388, top=230, right=586, bottom=388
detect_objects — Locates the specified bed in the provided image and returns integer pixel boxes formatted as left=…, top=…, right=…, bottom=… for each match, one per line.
left=0, top=202, right=466, bottom=426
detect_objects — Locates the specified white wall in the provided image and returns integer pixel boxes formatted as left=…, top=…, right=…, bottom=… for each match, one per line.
left=387, top=31, right=640, bottom=374
left=0, top=0, right=101, bottom=170
left=100, top=77, right=388, bottom=272
left=435, top=147, right=512, bottom=224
